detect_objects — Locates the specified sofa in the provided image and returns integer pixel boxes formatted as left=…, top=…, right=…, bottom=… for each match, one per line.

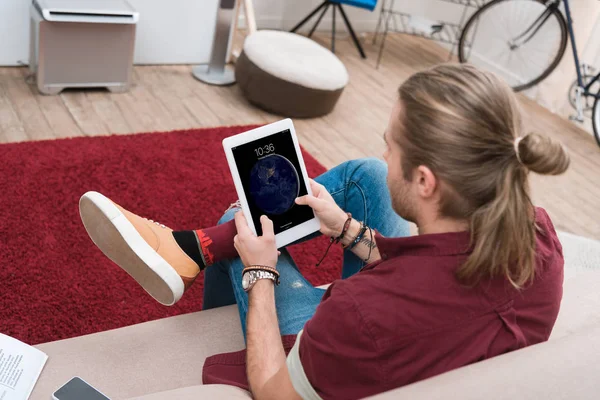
left=31, top=231, right=600, bottom=399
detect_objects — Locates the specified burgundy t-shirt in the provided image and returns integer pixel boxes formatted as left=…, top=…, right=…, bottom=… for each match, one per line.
left=203, top=207, right=564, bottom=399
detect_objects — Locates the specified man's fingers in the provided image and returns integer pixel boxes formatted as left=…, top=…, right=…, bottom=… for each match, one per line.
left=234, top=211, right=252, bottom=235
left=295, top=195, right=308, bottom=205
left=309, top=179, right=323, bottom=196
left=260, top=215, right=275, bottom=238
left=295, top=194, right=321, bottom=210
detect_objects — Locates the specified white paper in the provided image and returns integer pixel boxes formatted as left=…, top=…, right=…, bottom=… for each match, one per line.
left=0, top=334, right=48, bottom=400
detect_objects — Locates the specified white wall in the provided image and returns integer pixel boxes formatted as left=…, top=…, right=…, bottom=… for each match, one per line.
left=252, top=0, right=466, bottom=33
left=129, top=0, right=218, bottom=64
left=0, top=0, right=30, bottom=66
left=0, top=0, right=220, bottom=66
left=0, top=0, right=469, bottom=66
left=253, top=0, right=381, bottom=31
left=0, top=0, right=421, bottom=66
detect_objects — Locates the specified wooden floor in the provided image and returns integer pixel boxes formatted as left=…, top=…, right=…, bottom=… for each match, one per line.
left=1, top=33, right=599, bottom=240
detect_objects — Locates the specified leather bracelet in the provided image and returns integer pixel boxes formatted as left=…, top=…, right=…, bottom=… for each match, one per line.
left=316, top=212, right=352, bottom=267
left=346, top=222, right=367, bottom=250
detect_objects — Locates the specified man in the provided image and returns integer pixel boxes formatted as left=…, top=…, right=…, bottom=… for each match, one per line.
left=80, top=64, right=569, bottom=399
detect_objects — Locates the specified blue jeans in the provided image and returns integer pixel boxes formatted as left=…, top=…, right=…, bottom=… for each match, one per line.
left=203, top=158, right=410, bottom=338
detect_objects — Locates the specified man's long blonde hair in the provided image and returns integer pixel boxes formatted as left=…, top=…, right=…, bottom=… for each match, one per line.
left=397, top=64, right=569, bottom=288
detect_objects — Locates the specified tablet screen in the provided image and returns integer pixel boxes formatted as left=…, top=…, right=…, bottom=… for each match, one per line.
left=232, top=129, right=314, bottom=236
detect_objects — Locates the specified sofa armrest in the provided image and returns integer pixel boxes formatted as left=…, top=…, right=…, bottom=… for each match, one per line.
left=551, top=271, right=600, bottom=339
left=368, top=323, right=600, bottom=400
left=125, top=384, right=251, bottom=399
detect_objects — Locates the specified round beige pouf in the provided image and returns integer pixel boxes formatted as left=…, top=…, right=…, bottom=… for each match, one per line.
left=236, top=30, right=349, bottom=118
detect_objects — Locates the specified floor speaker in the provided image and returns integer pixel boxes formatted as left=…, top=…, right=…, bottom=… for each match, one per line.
left=192, top=0, right=236, bottom=86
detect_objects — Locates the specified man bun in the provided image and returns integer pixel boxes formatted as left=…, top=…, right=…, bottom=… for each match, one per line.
left=517, top=132, right=570, bottom=175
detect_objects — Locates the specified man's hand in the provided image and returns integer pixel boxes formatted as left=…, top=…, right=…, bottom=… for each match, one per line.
left=296, top=179, right=348, bottom=238
left=233, top=212, right=279, bottom=268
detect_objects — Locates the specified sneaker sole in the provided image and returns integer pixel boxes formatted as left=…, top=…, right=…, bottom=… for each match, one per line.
left=79, top=191, right=185, bottom=306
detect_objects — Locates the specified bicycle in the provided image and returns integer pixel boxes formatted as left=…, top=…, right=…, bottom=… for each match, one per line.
left=457, top=0, right=600, bottom=147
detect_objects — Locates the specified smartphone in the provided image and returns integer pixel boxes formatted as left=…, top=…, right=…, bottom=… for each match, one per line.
left=52, top=377, right=110, bottom=400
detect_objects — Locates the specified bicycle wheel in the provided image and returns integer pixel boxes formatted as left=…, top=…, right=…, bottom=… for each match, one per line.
left=458, top=0, right=567, bottom=91
left=591, top=95, right=600, bottom=147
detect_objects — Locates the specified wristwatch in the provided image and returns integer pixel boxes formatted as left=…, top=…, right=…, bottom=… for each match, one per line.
left=242, top=269, right=278, bottom=292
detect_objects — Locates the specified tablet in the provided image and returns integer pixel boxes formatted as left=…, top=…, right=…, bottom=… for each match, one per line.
left=223, top=119, right=321, bottom=248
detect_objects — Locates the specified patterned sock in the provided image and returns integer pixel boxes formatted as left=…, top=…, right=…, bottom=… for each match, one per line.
left=171, top=220, right=238, bottom=269
left=194, top=220, right=238, bottom=267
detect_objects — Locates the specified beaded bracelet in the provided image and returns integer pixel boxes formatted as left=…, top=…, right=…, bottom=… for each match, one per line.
left=336, top=213, right=353, bottom=242
left=243, top=264, right=279, bottom=274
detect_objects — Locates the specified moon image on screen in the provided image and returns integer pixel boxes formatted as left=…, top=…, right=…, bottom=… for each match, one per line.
left=249, top=154, right=300, bottom=215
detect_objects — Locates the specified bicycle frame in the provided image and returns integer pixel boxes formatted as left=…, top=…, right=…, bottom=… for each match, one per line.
left=510, top=0, right=600, bottom=98
left=563, top=0, right=600, bottom=98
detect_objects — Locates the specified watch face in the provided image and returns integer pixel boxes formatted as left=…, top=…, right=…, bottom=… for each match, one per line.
left=242, top=272, right=251, bottom=290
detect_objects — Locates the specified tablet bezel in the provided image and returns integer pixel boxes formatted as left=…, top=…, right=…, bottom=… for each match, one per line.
left=222, top=119, right=321, bottom=248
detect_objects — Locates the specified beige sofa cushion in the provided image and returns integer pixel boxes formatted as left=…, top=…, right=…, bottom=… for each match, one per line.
left=32, top=305, right=245, bottom=400
left=366, top=271, right=600, bottom=399
left=368, top=323, right=600, bottom=399
left=558, top=231, right=600, bottom=280
left=551, top=231, right=600, bottom=338
left=551, top=271, right=600, bottom=339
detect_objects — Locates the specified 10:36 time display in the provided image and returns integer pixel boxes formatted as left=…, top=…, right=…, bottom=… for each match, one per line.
left=254, top=143, right=275, bottom=157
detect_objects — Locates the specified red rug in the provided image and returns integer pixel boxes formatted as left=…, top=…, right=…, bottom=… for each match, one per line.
left=0, top=126, right=342, bottom=345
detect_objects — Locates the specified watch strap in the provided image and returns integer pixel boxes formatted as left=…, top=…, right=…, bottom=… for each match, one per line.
left=244, top=269, right=278, bottom=292
left=243, top=265, right=280, bottom=284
